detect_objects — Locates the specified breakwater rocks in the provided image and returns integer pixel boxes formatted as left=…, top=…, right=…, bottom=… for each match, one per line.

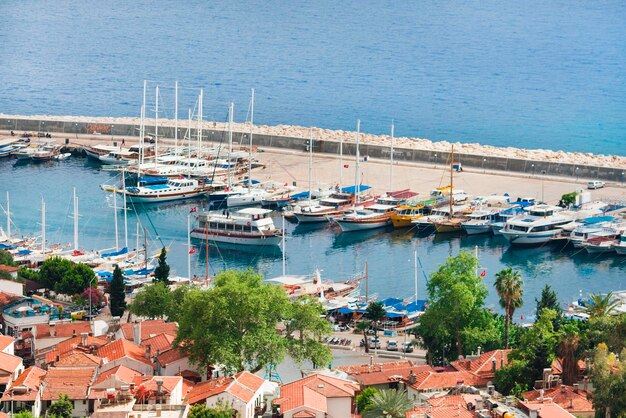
left=1, top=114, right=624, bottom=182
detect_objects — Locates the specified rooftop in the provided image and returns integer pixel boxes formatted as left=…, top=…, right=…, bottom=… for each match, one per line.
left=97, top=338, right=154, bottom=366
left=185, top=371, right=265, bottom=405
left=337, top=360, right=429, bottom=386
left=274, top=374, right=359, bottom=414
left=120, top=320, right=178, bottom=342
left=42, top=366, right=96, bottom=400
left=0, top=265, right=20, bottom=273
left=522, top=385, right=594, bottom=414
left=0, top=334, right=15, bottom=351
left=0, top=366, right=46, bottom=402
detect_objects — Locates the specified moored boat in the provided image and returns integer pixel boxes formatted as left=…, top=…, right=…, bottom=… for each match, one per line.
left=500, top=205, right=573, bottom=245
left=190, top=207, right=283, bottom=246
left=120, top=177, right=215, bottom=203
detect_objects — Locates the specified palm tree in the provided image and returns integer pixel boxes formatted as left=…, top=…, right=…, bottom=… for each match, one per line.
left=494, top=268, right=524, bottom=349
left=584, top=292, right=619, bottom=319
left=363, top=390, right=414, bottom=418
left=557, top=323, right=581, bottom=385
left=365, top=301, right=386, bottom=341
left=355, top=320, right=371, bottom=354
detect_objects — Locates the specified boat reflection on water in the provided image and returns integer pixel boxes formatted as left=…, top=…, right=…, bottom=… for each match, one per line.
left=331, top=226, right=394, bottom=250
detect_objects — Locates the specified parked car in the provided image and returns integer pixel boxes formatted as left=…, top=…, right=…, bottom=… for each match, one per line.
left=402, top=342, right=414, bottom=353
left=588, top=180, right=605, bottom=190
left=386, top=340, right=398, bottom=351
left=368, top=337, right=381, bottom=349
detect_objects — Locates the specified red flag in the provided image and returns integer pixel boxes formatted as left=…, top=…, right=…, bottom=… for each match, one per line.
left=480, top=270, right=486, bottom=277
left=343, top=164, right=349, bottom=168
left=189, top=207, right=197, bottom=213
left=189, top=248, right=196, bottom=254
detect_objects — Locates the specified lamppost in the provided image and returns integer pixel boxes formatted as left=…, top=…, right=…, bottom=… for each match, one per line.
left=75, top=123, right=78, bottom=140
left=482, top=158, right=487, bottom=173
left=575, top=167, right=579, bottom=181
left=433, top=153, right=438, bottom=168
left=531, top=163, right=535, bottom=177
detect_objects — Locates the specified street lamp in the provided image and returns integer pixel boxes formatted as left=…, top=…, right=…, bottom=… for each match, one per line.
left=482, top=158, right=487, bottom=173
left=75, top=123, right=78, bottom=140
left=433, top=154, right=438, bottom=168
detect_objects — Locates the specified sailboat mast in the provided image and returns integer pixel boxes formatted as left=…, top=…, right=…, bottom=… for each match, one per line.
left=249, top=89, right=254, bottom=184
left=41, top=197, right=45, bottom=254
left=449, top=145, right=454, bottom=219
left=174, top=81, right=179, bottom=155
left=122, top=170, right=128, bottom=249
left=354, top=120, right=361, bottom=205
left=187, top=109, right=192, bottom=173
left=228, top=102, right=234, bottom=188
left=154, top=85, right=159, bottom=165
left=414, top=249, right=418, bottom=303
left=197, top=89, right=203, bottom=156
left=6, top=192, right=10, bottom=242
left=308, top=128, right=313, bottom=204
left=390, top=121, right=394, bottom=191
left=187, top=214, right=191, bottom=280
left=140, top=80, right=146, bottom=168
left=143, top=227, right=148, bottom=279
left=73, top=187, right=78, bottom=251
left=365, top=260, right=369, bottom=303
left=113, top=187, right=119, bottom=251
left=282, top=215, right=286, bottom=276
left=339, top=135, right=343, bottom=190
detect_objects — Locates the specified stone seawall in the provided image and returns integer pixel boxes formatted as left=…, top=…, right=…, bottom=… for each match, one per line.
left=1, top=117, right=624, bottom=182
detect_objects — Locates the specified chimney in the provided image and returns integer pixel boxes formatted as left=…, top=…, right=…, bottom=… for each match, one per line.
left=368, top=355, right=373, bottom=373
left=475, top=397, right=483, bottom=411
left=145, top=344, right=151, bottom=359
left=477, top=346, right=481, bottom=356
left=80, top=332, right=88, bottom=347
left=539, top=389, right=544, bottom=402
left=573, top=383, right=579, bottom=393
left=491, top=358, right=496, bottom=374
left=133, top=321, right=141, bottom=345
left=560, top=384, right=566, bottom=394
left=408, top=370, right=417, bottom=385
left=529, top=409, right=538, bottom=418
left=72, top=329, right=77, bottom=337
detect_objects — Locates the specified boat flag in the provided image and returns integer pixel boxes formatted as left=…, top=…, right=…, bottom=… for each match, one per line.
left=189, top=248, right=196, bottom=254
left=343, top=164, right=349, bottom=168
left=480, top=269, right=487, bottom=277
left=189, top=207, right=197, bottom=213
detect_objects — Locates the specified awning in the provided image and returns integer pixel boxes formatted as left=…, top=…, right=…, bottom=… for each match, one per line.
left=341, top=185, right=372, bottom=194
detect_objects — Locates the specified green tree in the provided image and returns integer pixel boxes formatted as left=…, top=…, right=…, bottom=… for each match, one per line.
left=356, top=386, right=379, bottom=413
left=591, top=343, right=626, bottom=418
left=47, top=393, right=73, bottom=418
left=0, top=249, right=16, bottom=266
left=557, top=322, right=581, bottom=385
left=356, top=320, right=371, bottom=353
left=363, top=389, right=413, bottom=418
left=153, top=247, right=170, bottom=285
left=38, top=256, right=74, bottom=290
left=494, top=360, right=530, bottom=398
left=417, top=251, right=491, bottom=362
left=188, top=401, right=236, bottom=418
left=14, top=411, right=34, bottom=418
left=57, top=262, right=94, bottom=295
left=588, top=314, right=626, bottom=354
left=167, top=284, right=192, bottom=322
left=365, top=301, right=386, bottom=340
left=129, top=282, right=171, bottom=319
left=494, top=267, right=524, bottom=349
left=109, top=265, right=126, bottom=317
left=585, top=292, right=620, bottom=319
left=286, top=296, right=332, bottom=368
left=535, top=284, right=561, bottom=329
left=560, top=191, right=577, bottom=207
left=175, top=269, right=332, bottom=373
left=18, top=267, right=40, bottom=283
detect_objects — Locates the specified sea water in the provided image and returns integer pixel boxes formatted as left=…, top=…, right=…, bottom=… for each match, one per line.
left=0, top=0, right=624, bottom=155
left=1, top=159, right=624, bottom=320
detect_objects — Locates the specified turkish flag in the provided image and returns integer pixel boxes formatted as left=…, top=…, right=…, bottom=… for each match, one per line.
left=189, top=207, right=197, bottom=213
left=189, top=248, right=196, bottom=254
left=480, top=270, right=487, bottom=277
left=343, top=164, right=349, bottom=168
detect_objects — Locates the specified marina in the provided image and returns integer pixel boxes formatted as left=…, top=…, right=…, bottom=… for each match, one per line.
left=0, top=130, right=624, bottom=320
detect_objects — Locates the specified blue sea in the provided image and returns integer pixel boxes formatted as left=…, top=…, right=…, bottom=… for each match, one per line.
left=0, top=1, right=625, bottom=155
left=1, top=159, right=625, bottom=320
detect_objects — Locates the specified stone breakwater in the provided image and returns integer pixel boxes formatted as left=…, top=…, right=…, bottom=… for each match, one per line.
left=1, top=114, right=625, bottom=182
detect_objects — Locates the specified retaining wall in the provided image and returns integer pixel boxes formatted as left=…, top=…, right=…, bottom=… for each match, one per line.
left=1, top=117, right=624, bottom=182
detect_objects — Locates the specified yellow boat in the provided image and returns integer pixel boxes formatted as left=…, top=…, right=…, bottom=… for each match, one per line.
left=391, top=205, right=428, bottom=228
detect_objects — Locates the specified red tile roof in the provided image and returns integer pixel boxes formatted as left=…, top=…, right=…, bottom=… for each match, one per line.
left=0, top=335, right=15, bottom=351
left=94, top=365, right=143, bottom=386
left=185, top=371, right=266, bottom=405
left=0, top=351, right=23, bottom=373
left=450, top=349, right=511, bottom=379
left=96, top=338, right=153, bottom=366
left=274, top=374, right=359, bottom=414
left=41, top=367, right=96, bottom=400
left=156, top=348, right=187, bottom=365
left=0, top=292, right=20, bottom=306
left=406, top=369, right=486, bottom=391
left=54, top=352, right=102, bottom=367
left=0, top=367, right=46, bottom=402
left=142, top=333, right=175, bottom=354
left=0, top=265, right=20, bottom=273
left=54, top=322, right=91, bottom=337
left=337, top=360, right=429, bottom=386
left=133, top=375, right=182, bottom=394
left=120, top=320, right=177, bottom=342
left=519, top=400, right=578, bottom=418
left=523, top=386, right=594, bottom=414
left=45, top=335, right=108, bottom=364
left=34, top=324, right=51, bottom=338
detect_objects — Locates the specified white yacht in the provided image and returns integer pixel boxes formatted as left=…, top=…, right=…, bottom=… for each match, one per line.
left=122, top=177, right=213, bottom=203
left=500, top=205, right=572, bottom=245
left=461, top=208, right=505, bottom=235
left=190, top=208, right=283, bottom=246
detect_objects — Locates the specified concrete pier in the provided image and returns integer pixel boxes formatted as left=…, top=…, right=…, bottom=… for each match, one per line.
left=0, top=115, right=624, bottom=182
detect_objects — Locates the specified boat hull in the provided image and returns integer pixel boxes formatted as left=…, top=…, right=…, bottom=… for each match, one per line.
left=461, top=223, right=492, bottom=235
left=614, top=245, right=626, bottom=255
left=294, top=211, right=338, bottom=223
left=390, top=215, right=423, bottom=228
left=336, top=219, right=390, bottom=232
left=190, top=229, right=282, bottom=246
left=500, top=230, right=561, bottom=245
